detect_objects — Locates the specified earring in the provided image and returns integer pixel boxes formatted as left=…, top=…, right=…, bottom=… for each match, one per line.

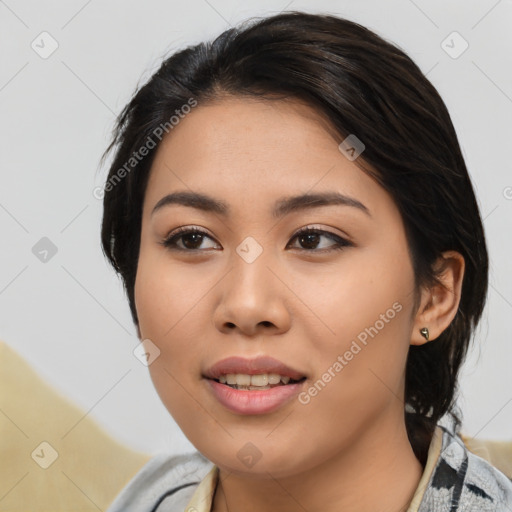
left=419, top=327, right=429, bottom=341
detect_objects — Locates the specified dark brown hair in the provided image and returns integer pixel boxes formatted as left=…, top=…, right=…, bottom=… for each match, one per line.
left=100, top=11, right=488, bottom=464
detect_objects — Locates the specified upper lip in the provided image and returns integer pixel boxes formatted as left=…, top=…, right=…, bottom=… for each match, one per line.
left=203, top=356, right=306, bottom=381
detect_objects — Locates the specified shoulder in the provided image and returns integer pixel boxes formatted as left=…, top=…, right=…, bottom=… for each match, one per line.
left=107, top=450, right=214, bottom=512
left=419, top=422, right=512, bottom=511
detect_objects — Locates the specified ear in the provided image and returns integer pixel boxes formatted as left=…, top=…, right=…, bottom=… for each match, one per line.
left=411, top=250, right=465, bottom=346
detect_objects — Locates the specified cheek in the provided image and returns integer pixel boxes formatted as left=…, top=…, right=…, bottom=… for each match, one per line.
left=134, top=250, right=201, bottom=377
left=300, top=243, right=415, bottom=404
left=134, top=254, right=212, bottom=431
left=134, top=246, right=209, bottom=339
left=303, top=243, right=414, bottom=343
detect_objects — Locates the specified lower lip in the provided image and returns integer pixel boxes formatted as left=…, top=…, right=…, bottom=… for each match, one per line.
left=205, top=378, right=305, bottom=415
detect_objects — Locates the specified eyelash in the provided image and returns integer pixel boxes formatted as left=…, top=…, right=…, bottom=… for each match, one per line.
left=159, top=225, right=352, bottom=253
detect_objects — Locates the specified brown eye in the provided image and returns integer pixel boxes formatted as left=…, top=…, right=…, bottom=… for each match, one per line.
left=161, top=227, right=220, bottom=251
left=297, top=232, right=322, bottom=250
left=288, top=227, right=351, bottom=252
left=180, top=232, right=206, bottom=249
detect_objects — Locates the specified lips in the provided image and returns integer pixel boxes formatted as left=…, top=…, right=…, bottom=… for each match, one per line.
left=203, top=356, right=307, bottom=414
left=203, top=355, right=307, bottom=381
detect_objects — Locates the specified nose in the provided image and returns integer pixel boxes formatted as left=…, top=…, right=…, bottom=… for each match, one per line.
left=212, top=250, right=292, bottom=337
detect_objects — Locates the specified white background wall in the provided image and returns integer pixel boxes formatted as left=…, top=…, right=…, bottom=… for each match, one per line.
left=1, top=0, right=511, bottom=456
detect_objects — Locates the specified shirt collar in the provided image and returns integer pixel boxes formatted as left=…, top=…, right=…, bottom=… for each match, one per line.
left=183, top=464, right=219, bottom=511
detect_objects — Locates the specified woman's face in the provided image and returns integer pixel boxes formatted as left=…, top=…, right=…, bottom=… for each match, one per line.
left=135, top=96, right=419, bottom=476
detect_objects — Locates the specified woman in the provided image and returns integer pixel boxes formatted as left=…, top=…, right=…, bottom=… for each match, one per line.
left=101, top=11, right=512, bottom=512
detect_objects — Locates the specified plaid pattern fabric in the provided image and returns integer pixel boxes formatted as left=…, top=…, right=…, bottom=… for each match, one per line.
left=418, top=417, right=512, bottom=511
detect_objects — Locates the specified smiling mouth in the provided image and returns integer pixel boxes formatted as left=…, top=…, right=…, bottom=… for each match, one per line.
left=212, top=373, right=307, bottom=390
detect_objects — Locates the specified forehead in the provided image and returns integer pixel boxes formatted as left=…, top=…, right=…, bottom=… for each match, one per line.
left=143, top=96, right=392, bottom=220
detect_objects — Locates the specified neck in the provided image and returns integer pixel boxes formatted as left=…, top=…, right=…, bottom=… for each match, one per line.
left=212, top=414, right=425, bottom=512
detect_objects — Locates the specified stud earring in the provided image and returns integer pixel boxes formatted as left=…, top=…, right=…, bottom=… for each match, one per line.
left=419, top=327, right=429, bottom=341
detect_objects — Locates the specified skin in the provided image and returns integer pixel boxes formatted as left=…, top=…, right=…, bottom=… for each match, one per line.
left=134, top=96, right=464, bottom=512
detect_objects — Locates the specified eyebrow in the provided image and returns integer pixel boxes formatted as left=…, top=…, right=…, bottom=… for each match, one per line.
left=151, top=190, right=370, bottom=218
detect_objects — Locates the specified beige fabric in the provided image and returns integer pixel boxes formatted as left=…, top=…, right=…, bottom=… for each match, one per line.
left=184, top=465, right=219, bottom=511
left=461, top=433, right=512, bottom=479
left=406, top=426, right=443, bottom=512
left=0, top=340, right=150, bottom=511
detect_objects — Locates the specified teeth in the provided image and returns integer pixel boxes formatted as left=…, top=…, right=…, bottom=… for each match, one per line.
left=250, top=374, right=268, bottom=386
left=236, top=374, right=251, bottom=386
left=217, top=373, right=296, bottom=386
left=267, top=373, right=281, bottom=385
